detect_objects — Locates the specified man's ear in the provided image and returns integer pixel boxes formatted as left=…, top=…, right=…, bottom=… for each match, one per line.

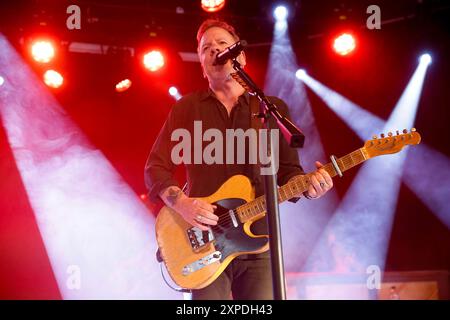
left=200, top=64, right=207, bottom=79
left=238, top=51, right=247, bottom=68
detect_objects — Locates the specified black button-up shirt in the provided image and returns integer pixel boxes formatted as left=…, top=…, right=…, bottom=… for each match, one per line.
left=145, top=90, right=304, bottom=200
left=145, top=89, right=305, bottom=239
left=145, top=89, right=304, bottom=205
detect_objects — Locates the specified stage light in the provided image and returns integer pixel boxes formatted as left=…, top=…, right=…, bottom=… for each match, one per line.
left=168, top=86, right=182, bottom=101
left=420, top=53, right=432, bottom=65
left=201, top=0, right=225, bottom=13
left=295, top=69, right=307, bottom=80
left=333, top=33, right=356, bottom=56
left=168, top=86, right=178, bottom=96
left=143, top=50, right=164, bottom=72
left=0, top=75, right=4, bottom=86
left=43, top=70, right=63, bottom=88
left=274, top=5, right=288, bottom=21
left=115, top=79, right=132, bottom=93
left=31, top=40, right=55, bottom=63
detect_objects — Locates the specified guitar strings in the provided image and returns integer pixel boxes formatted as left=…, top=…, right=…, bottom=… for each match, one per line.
left=206, top=148, right=388, bottom=233
left=212, top=174, right=307, bottom=227
left=212, top=170, right=315, bottom=227
left=209, top=150, right=364, bottom=228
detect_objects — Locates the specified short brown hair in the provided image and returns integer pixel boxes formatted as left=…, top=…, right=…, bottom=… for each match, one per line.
left=196, top=19, right=240, bottom=51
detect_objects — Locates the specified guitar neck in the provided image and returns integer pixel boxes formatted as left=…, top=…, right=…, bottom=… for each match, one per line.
left=236, top=147, right=368, bottom=222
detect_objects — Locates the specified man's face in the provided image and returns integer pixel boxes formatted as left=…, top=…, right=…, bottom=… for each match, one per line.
left=198, top=26, right=246, bottom=83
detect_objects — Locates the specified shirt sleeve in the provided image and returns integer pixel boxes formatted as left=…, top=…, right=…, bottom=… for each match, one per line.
left=144, top=105, right=181, bottom=202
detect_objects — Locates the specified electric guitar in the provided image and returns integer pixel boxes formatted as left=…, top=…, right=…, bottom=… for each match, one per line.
left=155, top=129, right=421, bottom=290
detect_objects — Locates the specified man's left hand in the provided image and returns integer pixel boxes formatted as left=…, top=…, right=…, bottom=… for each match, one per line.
left=306, top=161, right=333, bottom=199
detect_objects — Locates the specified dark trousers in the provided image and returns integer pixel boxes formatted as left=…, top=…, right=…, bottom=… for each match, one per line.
left=191, top=254, right=273, bottom=300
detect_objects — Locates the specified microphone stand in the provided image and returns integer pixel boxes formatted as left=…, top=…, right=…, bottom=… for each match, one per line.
left=230, top=58, right=305, bottom=300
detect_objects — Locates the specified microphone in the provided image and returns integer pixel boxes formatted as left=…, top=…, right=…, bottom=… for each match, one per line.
left=213, top=40, right=248, bottom=66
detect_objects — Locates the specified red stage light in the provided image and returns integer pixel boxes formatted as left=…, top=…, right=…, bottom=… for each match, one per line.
left=143, top=50, right=165, bottom=72
left=333, top=33, right=356, bottom=56
left=31, top=40, right=55, bottom=63
left=115, top=79, right=132, bottom=92
left=43, top=70, right=63, bottom=88
left=201, top=0, right=226, bottom=13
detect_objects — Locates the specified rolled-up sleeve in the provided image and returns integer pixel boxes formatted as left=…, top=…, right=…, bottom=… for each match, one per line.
left=144, top=107, right=180, bottom=202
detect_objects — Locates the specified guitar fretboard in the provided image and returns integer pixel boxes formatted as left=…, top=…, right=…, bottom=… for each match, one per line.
left=235, top=148, right=367, bottom=222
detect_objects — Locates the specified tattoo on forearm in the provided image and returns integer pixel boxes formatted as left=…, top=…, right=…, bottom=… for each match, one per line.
left=166, top=187, right=182, bottom=206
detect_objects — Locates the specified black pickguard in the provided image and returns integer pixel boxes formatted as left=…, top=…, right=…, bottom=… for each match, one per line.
left=209, top=198, right=268, bottom=262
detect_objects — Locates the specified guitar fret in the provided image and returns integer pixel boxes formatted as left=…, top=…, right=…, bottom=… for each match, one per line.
left=287, top=183, right=294, bottom=198
left=281, top=186, right=288, bottom=201
left=286, top=185, right=292, bottom=199
left=284, top=186, right=289, bottom=201
left=338, top=158, right=345, bottom=172
left=299, top=176, right=306, bottom=191
left=349, top=152, right=355, bottom=166
left=257, top=199, right=264, bottom=212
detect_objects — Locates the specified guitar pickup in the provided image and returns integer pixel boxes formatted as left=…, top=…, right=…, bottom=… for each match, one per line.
left=186, top=227, right=215, bottom=251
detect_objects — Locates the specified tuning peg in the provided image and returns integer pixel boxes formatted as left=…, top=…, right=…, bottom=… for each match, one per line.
left=411, top=128, right=416, bottom=132
left=403, top=129, right=407, bottom=134
left=372, top=135, right=378, bottom=139
left=396, top=130, right=400, bottom=135
left=380, top=133, right=385, bottom=138
left=388, top=132, right=393, bottom=137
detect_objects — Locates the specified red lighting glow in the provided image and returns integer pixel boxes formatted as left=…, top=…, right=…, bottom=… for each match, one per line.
left=115, top=79, right=132, bottom=92
left=143, top=50, right=165, bottom=72
left=31, top=40, right=55, bottom=63
left=43, top=70, right=63, bottom=88
left=201, top=0, right=226, bottom=13
left=333, top=33, right=356, bottom=56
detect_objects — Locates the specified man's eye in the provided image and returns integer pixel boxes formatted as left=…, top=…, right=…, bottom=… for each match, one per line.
left=202, top=47, right=209, bottom=52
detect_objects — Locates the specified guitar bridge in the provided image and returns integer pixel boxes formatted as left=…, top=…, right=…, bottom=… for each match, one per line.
left=186, top=227, right=215, bottom=251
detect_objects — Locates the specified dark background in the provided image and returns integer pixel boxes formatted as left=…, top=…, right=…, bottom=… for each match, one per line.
left=0, top=0, right=449, bottom=298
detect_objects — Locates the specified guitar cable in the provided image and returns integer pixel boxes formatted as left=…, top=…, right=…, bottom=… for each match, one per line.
left=159, top=262, right=192, bottom=293
left=157, top=249, right=192, bottom=294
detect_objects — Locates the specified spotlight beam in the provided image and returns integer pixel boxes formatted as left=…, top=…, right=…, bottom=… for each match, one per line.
left=403, top=145, right=450, bottom=228
left=298, top=56, right=446, bottom=226
left=298, top=73, right=384, bottom=140
left=0, top=34, right=178, bottom=299
left=298, top=55, right=436, bottom=299
left=264, top=16, right=339, bottom=274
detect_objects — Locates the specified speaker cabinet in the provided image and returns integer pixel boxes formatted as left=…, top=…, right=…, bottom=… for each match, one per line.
left=286, top=270, right=449, bottom=300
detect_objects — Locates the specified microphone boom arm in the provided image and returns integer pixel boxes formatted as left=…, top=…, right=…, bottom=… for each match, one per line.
left=230, top=58, right=305, bottom=148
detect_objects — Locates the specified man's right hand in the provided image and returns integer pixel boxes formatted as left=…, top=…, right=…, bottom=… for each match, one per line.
left=159, top=186, right=218, bottom=231
left=173, top=197, right=218, bottom=231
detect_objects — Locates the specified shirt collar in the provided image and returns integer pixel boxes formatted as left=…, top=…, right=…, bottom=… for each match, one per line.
left=200, top=88, right=250, bottom=105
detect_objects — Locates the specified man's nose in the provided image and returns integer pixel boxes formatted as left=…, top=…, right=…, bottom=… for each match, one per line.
left=209, top=46, right=220, bottom=55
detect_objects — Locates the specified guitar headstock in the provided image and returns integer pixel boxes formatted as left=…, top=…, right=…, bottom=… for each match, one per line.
left=364, top=128, right=421, bottom=158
